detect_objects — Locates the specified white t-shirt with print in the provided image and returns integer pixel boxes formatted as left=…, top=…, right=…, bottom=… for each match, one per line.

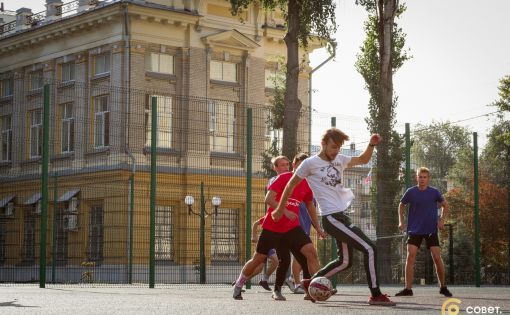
left=295, top=154, right=354, bottom=216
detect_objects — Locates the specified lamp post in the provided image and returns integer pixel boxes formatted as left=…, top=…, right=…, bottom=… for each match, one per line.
left=185, top=182, right=221, bottom=284
left=444, top=223, right=454, bottom=284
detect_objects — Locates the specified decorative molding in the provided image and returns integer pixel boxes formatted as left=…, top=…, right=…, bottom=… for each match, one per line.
left=202, top=29, right=260, bottom=52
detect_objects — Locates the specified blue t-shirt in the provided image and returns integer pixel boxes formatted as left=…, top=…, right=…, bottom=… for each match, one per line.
left=400, top=186, right=444, bottom=235
left=299, top=202, right=312, bottom=235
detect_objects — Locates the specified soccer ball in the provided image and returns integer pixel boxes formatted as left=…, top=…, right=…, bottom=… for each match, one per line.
left=308, top=277, right=333, bottom=301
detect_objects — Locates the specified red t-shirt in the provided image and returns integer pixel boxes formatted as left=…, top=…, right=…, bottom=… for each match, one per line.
left=262, top=172, right=313, bottom=233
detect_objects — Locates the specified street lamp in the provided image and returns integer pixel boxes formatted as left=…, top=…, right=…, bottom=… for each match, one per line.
left=184, top=182, right=221, bottom=284
left=185, top=195, right=221, bottom=217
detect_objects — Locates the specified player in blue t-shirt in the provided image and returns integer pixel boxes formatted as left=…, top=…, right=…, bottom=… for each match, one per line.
left=396, top=167, right=452, bottom=297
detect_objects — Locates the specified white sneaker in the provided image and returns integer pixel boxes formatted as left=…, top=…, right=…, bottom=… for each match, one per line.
left=284, top=278, right=295, bottom=292
left=293, top=284, right=305, bottom=294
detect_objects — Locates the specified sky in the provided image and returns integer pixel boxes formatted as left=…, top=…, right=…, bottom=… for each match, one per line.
left=5, top=0, right=510, bottom=147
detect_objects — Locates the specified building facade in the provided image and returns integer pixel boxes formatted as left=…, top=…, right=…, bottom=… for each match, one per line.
left=0, top=0, right=319, bottom=283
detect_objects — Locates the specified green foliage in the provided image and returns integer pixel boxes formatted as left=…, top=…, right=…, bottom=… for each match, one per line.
left=228, top=0, right=337, bottom=48
left=259, top=57, right=285, bottom=179
left=355, top=5, right=409, bottom=211
left=267, top=56, right=286, bottom=130
left=411, top=121, right=472, bottom=192
left=480, top=120, right=510, bottom=188
left=481, top=74, right=510, bottom=188
left=492, top=75, right=510, bottom=115
left=260, top=137, right=281, bottom=179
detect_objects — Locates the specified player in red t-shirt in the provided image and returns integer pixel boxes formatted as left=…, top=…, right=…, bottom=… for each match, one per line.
left=233, top=153, right=326, bottom=301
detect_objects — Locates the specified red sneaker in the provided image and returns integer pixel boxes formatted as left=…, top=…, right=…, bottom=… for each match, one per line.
left=368, top=294, right=396, bottom=306
left=300, top=279, right=316, bottom=303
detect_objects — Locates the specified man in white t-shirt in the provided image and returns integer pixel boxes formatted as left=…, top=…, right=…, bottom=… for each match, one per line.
left=272, top=128, right=395, bottom=306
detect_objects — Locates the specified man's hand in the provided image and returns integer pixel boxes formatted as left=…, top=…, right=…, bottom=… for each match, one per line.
left=317, top=228, right=327, bottom=239
left=398, top=222, right=406, bottom=232
left=251, top=237, right=257, bottom=243
left=370, top=134, right=382, bottom=146
left=437, top=218, right=444, bottom=230
left=271, top=207, right=284, bottom=222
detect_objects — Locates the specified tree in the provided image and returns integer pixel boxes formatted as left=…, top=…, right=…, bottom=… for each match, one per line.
left=355, top=1, right=410, bottom=281
left=481, top=75, right=510, bottom=189
left=228, top=0, right=337, bottom=159
left=411, top=121, right=472, bottom=192
left=447, top=180, right=509, bottom=283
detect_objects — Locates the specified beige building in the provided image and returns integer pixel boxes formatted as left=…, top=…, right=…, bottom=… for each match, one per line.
left=0, top=0, right=320, bottom=283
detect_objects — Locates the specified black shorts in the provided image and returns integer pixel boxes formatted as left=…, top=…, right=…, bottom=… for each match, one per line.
left=407, top=233, right=440, bottom=249
left=256, top=226, right=312, bottom=255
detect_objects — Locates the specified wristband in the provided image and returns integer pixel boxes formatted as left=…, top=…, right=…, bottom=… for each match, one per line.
left=369, top=144, right=376, bottom=147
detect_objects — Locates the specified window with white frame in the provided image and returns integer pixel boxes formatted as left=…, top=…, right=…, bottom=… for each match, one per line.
left=94, top=96, right=109, bottom=148
left=210, top=60, right=237, bottom=83
left=264, top=109, right=283, bottom=151
left=145, top=53, right=174, bottom=74
left=0, top=78, right=13, bottom=97
left=145, top=95, right=172, bottom=148
left=87, top=205, right=103, bottom=264
left=0, top=115, right=12, bottom=162
left=211, top=208, right=239, bottom=262
left=61, top=103, right=74, bottom=153
left=155, top=205, right=173, bottom=261
left=94, top=53, right=110, bottom=75
left=209, top=100, right=236, bottom=153
left=30, top=71, right=43, bottom=90
left=30, top=110, right=43, bottom=158
left=61, top=62, right=75, bottom=82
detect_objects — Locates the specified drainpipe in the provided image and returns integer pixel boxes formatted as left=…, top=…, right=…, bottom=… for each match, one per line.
left=122, top=1, right=135, bottom=284
left=308, top=49, right=335, bottom=153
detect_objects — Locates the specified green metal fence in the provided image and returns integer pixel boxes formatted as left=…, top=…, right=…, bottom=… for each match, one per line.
left=0, top=75, right=508, bottom=288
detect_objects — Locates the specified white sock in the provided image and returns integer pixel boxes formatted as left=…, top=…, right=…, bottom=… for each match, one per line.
left=235, top=273, right=247, bottom=287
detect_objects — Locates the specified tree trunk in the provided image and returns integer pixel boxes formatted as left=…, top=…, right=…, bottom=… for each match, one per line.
left=281, top=0, right=301, bottom=161
left=375, top=0, right=397, bottom=284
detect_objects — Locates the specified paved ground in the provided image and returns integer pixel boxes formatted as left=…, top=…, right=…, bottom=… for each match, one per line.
left=1, top=284, right=509, bottom=314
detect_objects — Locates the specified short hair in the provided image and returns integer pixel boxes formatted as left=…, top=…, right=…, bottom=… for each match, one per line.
left=293, top=153, right=309, bottom=164
left=416, top=167, right=430, bottom=176
left=271, top=155, right=290, bottom=167
left=322, top=128, right=350, bottom=146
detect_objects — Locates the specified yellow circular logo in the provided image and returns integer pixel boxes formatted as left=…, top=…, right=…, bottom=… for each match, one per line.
left=441, top=298, right=462, bottom=315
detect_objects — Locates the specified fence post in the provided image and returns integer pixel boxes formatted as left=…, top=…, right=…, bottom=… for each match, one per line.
left=128, top=174, right=134, bottom=284
left=245, top=108, right=253, bottom=289
left=39, top=84, right=50, bottom=288
left=199, top=182, right=206, bottom=284
left=473, top=132, right=481, bottom=287
left=149, top=96, right=157, bottom=288
left=51, top=172, right=58, bottom=283
left=405, top=123, right=411, bottom=189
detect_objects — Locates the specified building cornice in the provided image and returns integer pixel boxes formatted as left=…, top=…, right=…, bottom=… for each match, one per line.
left=0, top=5, right=121, bottom=57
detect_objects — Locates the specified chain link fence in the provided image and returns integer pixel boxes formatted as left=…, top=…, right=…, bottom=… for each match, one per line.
left=0, top=75, right=508, bottom=287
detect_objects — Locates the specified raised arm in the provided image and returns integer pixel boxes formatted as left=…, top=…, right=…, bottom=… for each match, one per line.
left=348, top=134, right=382, bottom=168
